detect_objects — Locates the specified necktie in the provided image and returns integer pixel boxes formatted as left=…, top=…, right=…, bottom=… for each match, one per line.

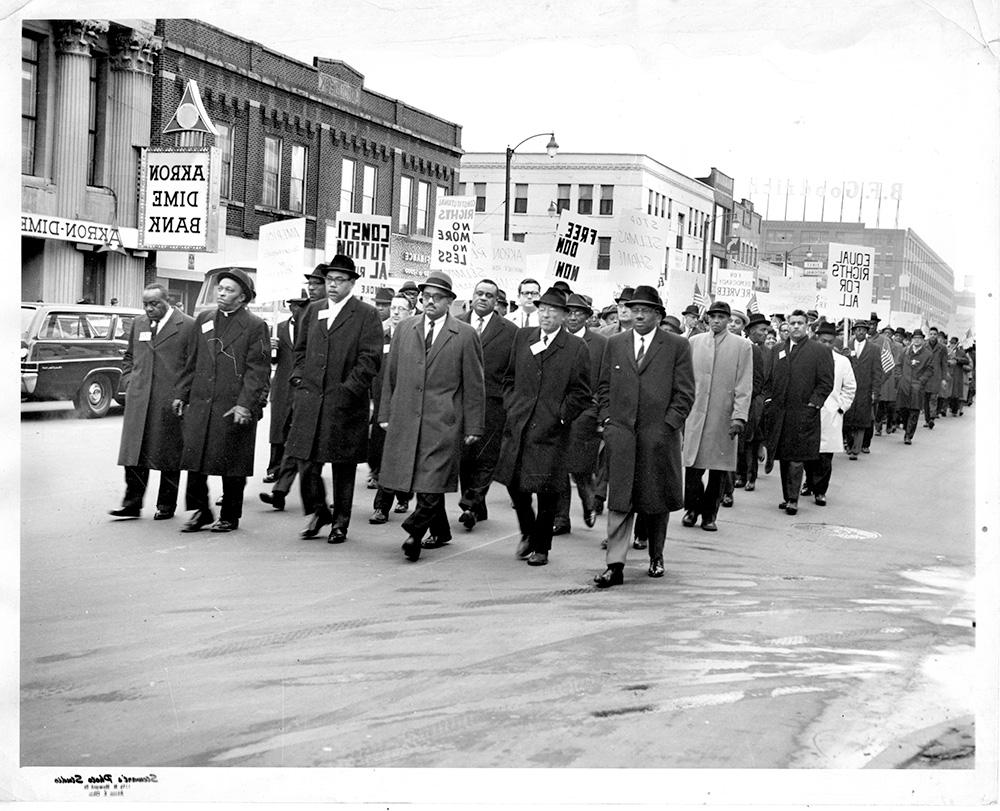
left=150, top=320, right=158, bottom=339
left=542, top=332, right=549, bottom=347
left=636, top=336, right=645, bottom=364
left=425, top=321, right=434, bottom=354
left=477, top=317, right=484, bottom=335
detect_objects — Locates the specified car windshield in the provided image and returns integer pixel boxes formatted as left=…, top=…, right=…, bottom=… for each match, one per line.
left=21, top=306, right=37, bottom=340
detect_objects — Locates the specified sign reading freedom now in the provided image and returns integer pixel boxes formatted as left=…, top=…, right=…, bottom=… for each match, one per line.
left=548, top=211, right=599, bottom=284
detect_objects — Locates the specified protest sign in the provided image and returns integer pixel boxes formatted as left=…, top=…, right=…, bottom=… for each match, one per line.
left=547, top=211, right=600, bottom=286
left=826, top=242, right=875, bottom=318
left=612, top=211, right=666, bottom=287
left=328, top=213, right=392, bottom=282
left=255, top=217, right=305, bottom=303
left=448, top=233, right=493, bottom=299
left=890, top=310, right=923, bottom=333
left=712, top=269, right=755, bottom=309
left=756, top=276, right=820, bottom=317
left=663, top=270, right=703, bottom=317
left=430, top=196, right=476, bottom=274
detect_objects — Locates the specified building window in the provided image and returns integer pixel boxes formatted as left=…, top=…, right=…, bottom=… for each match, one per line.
left=457, top=182, right=466, bottom=196
left=557, top=184, right=570, bottom=213
left=578, top=184, right=593, bottom=215
left=512, top=233, right=526, bottom=243
left=647, top=190, right=654, bottom=215
left=289, top=144, right=307, bottom=213
left=416, top=180, right=430, bottom=236
left=216, top=123, right=233, bottom=199
left=361, top=164, right=377, bottom=214
left=597, top=236, right=611, bottom=270
left=676, top=212, right=685, bottom=243
left=262, top=136, right=282, bottom=207
left=667, top=198, right=673, bottom=219
left=87, top=57, right=100, bottom=185
left=399, top=175, right=412, bottom=234
left=600, top=185, right=614, bottom=216
left=514, top=183, right=528, bottom=214
left=22, top=35, right=39, bottom=175
left=474, top=182, right=486, bottom=212
left=340, top=158, right=356, bottom=212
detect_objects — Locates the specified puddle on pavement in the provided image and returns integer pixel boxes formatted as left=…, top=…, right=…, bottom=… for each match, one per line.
left=792, top=523, right=881, bottom=540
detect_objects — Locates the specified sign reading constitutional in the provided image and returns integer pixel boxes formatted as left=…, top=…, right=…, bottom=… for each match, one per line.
left=712, top=269, right=755, bottom=306
left=255, top=217, right=306, bottom=303
left=430, top=196, right=476, bottom=272
left=330, top=213, right=392, bottom=280
left=548, top=211, right=599, bottom=284
left=826, top=242, right=875, bottom=317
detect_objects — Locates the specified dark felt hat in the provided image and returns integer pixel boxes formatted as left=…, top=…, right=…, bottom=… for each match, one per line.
left=497, top=289, right=508, bottom=304
left=625, top=285, right=665, bottom=314
left=418, top=271, right=456, bottom=298
left=286, top=288, right=309, bottom=306
left=326, top=253, right=359, bottom=279
left=553, top=280, right=574, bottom=295
left=851, top=319, right=871, bottom=330
left=615, top=286, right=636, bottom=303
left=682, top=304, right=701, bottom=318
left=399, top=280, right=420, bottom=294
left=536, top=286, right=569, bottom=311
left=894, top=326, right=906, bottom=335
left=911, top=328, right=925, bottom=338
left=216, top=267, right=256, bottom=302
left=662, top=315, right=683, bottom=334
left=745, top=312, right=770, bottom=329
left=815, top=321, right=837, bottom=336
left=600, top=304, right=617, bottom=319
left=870, top=311, right=881, bottom=323
left=566, top=293, right=593, bottom=315
left=304, top=264, right=328, bottom=282
left=374, top=287, right=395, bottom=304
left=706, top=300, right=731, bottom=318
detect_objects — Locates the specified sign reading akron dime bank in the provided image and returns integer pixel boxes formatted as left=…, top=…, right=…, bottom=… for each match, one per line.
left=138, top=147, right=221, bottom=251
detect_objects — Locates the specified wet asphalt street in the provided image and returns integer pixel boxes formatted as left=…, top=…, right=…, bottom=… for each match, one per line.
left=19, top=402, right=977, bottom=777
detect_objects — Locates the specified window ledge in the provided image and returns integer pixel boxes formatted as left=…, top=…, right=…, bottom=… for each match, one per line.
left=254, top=204, right=316, bottom=222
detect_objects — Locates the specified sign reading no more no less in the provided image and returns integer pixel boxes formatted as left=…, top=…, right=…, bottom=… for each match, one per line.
left=429, top=196, right=476, bottom=273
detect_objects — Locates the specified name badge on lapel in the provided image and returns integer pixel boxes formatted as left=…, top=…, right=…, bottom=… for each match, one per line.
left=778, top=349, right=787, bottom=360
left=318, top=308, right=332, bottom=320
left=201, top=321, right=214, bottom=334
left=138, top=331, right=152, bottom=342
left=529, top=339, right=547, bottom=356
left=383, top=344, right=390, bottom=354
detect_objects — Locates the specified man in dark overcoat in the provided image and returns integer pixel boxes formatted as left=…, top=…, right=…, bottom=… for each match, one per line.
left=455, top=278, right=517, bottom=531
left=284, top=254, right=384, bottom=544
left=592, top=286, right=694, bottom=588
left=922, top=327, right=948, bottom=429
left=493, top=286, right=591, bottom=567
left=895, top=329, right=935, bottom=444
left=379, top=271, right=485, bottom=562
left=111, top=284, right=194, bottom=520
left=736, top=312, right=770, bottom=491
left=764, top=309, right=834, bottom=516
left=553, top=292, right=607, bottom=534
left=842, top=320, right=883, bottom=459
left=172, top=268, right=271, bottom=532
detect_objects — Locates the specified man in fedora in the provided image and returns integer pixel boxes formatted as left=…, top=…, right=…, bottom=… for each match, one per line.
left=455, top=278, right=517, bottom=531
left=303, top=264, right=328, bottom=304
left=284, top=254, right=384, bottom=544
left=598, top=287, right=635, bottom=337
left=379, top=271, right=485, bottom=561
left=681, top=304, right=706, bottom=338
left=895, top=328, right=934, bottom=444
left=737, top=311, right=772, bottom=491
left=681, top=300, right=753, bottom=531
left=373, top=287, right=394, bottom=323
left=842, top=319, right=883, bottom=460
left=593, top=285, right=694, bottom=587
left=554, top=292, right=607, bottom=535
left=172, top=268, right=272, bottom=532
left=494, top=285, right=591, bottom=567
left=495, top=288, right=509, bottom=317
left=398, top=279, right=422, bottom=315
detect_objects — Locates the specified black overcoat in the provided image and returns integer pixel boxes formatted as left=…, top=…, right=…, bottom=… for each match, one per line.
left=268, top=317, right=297, bottom=444
left=843, top=339, right=883, bottom=429
left=765, top=337, right=834, bottom=461
left=566, top=327, right=607, bottom=475
left=597, top=328, right=694, bottom=513
left=175, top=307, right=271, bottom=476
left=285, top=296, right=383, bottom=464
left=896, top=344, right=935, bottom=409
left=493, top=327, right=591, bottom=492
left=118, top=308, right=195, bottom=469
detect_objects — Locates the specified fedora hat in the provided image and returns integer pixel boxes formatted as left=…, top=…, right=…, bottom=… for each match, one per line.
left=600, top=304, right=617, bottom=319
left=745, top=312, right=769, bottom=329
left=326, top=253, right=359, bottom=279
left=566, top=293, right=593, bottom=315
left=851, top=319, right=871, bottom=330
left=216, top=267, right=256, bottom=302
left=625, top=285, right=665, bottom=314
left=536, top=286, right=569, bottom=310
left=911, top=328, right=925, bottom=338
left=418, top=271, right=456, bottom=298
left=304, top=263, right=328, bottom=282
left=497, top=289, right=508, bottom=304
left=730, top=309, right=749, bottom=326
left=682, top=304, right=701, bottom=318
left=614, top=286, right=636, bottom=304
left=662, top=314, right=683, bottom=334
left=374, top=287, right=395, bottom=304
left=553, top=280, right=574, bottom=295
left=705, top=300, right=731, bottom=318
left=399, top=280, right=420, bottom=294
left=815, top=321, right=837, bottom=336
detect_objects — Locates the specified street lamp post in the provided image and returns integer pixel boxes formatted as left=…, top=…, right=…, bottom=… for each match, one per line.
left=782, top=244, right=814, bottom=277
left=504, top=132, right=559, bottom=241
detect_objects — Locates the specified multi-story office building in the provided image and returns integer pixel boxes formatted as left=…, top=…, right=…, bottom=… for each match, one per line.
left=760, top=221, right=955, bottom=324
left=459, top=153, right=748, bottom=288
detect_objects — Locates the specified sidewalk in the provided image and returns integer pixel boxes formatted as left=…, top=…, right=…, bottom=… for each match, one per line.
left=866, top=716, right=975, bottom=769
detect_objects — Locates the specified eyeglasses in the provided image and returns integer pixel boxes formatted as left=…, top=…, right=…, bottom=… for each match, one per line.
left=421, top=292, right=449, bottom=303
left=520, top=290, right=541, bottom=298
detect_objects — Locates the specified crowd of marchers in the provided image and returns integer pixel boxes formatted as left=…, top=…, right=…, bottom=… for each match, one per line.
left=109, top=260, right=976, bottom=589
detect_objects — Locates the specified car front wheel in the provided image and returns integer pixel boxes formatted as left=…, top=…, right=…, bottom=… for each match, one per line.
left=76, top=374, right=113, bottom=418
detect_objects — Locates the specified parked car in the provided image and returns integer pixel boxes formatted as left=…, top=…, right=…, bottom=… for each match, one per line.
left=21, top=302, right=142, bottom=418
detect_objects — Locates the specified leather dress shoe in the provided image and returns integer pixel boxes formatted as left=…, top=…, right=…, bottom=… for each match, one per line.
left=153, top=509, right=175, bottom=521
left=904, top=438, right=913, bottom=445
left=861, top=447, right=871, bottom=454
left=594, top=497, right=605, bottom=516
left=300, top=510, right=332, bottom=539
left=594, top=566, right=624, bottom=588
left=209, top=518, right=238, bottom=533
left=814, top=494, right=827, bottom=506
left=393, top=500, right=410, bottom=513
left=744, top=480, right=755, bottom=491
left=459, top=510, right=477, bottom=531
left=368, top=509, right=388, bottom=525
left=515, top=536, right=532, bottom=559
left=632, top=537, right=647, bottom=550
left=109, top=507, right=140, bottom=518
left=401, top=535, right=422, bottom=561
left=421, top=535, right=451, bottom=549
left=584, top=509, right=597, bottom=528
left=800, top=485, right=813, bottom=496
left=701, top=519, right=718, bottom=532
left=784, top=501, right=799, bottom=516
left=778, top=502, right=788, bottom=510
left=848, top=452, right=858, bottom=460
left=366, top=475, right=378, bottom=490
left=259, top=491, right=285, bottom=511
left=648, top=558, right=665, bottom=578
left=526, top=551, right=548, bottom=566
left=681, top=511, right=698, bottom=528
left=327, top=527, right=347, bottom=544
left=262, top=473, right=277, bottom=484
left=733, top=477, right=746, bottom=489
left=721, top=494, right=734, bottom=508
left=874, top=428, right=883, bottom=436
left=764, top=457, right=775, bottom=474
left=552, top=523, right=571, bottom=536
left=181, top=510, right=213, bottom=532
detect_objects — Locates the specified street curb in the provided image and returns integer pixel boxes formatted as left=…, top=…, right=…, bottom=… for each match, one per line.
left=864, top=715, right=975, bottom=768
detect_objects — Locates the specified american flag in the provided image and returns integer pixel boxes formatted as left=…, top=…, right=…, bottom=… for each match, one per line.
left=880, top=340, right=895, bottom=373
left=747, top=292, right=760, bottom=315
left=693, top=282, right=708, bottom=314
